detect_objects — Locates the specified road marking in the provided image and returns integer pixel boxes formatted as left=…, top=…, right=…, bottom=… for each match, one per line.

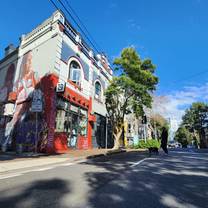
left=131, top=158, right=154, bottom=167
left=0, top=159, right=88, bottom=180
left=32, top=167, right=55, bottom=172
left=0, top=161, right=79, bottom=180
left=0, top=173, right=22, bottom=180
left=58, top=162, right=74, bottom=166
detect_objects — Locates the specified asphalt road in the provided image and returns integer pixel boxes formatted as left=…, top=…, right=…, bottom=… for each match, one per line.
left=0, top=150, right=207, bottom=208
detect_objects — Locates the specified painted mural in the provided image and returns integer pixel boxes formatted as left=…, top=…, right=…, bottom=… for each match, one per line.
left=0, top=64, right=15, bottom=102
left=1, top=51, right=49, bottom=152
left=0, top=63, right=16, bottom=146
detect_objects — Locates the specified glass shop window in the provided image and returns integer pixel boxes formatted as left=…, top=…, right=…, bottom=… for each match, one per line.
left=55, top=110, right=66, bottom=132
left=79, top=109, right=88, bottom=136
left=64, top=111, right=71, bottom=133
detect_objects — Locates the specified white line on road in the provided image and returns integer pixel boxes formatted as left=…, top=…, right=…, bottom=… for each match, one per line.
left=0, top=159, right=88, bottom=180
left=130, top=158, right=154, bottom=167
left=0, top=173, right=22, bottom=180
left=32, top=167, right=55, bottom=172
left=0, top=161, right=78, bottom=180
left=58, top=162, right=74, bottom=166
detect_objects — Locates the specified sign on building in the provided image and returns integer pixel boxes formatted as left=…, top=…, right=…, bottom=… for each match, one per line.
left=31, top=89, right=43, bottom=112
left=56, top=82, right=66, bottom=93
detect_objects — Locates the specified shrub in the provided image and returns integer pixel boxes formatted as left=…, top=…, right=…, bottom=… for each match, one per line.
left=146, top=139, right=161, bottom=149
left=133, top=139, right=160, bottom=149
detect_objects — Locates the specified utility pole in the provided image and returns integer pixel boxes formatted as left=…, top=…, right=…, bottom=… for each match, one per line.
left=105, top=114, right=108, bottom=149
left=142, top=115, right=147, bottom=143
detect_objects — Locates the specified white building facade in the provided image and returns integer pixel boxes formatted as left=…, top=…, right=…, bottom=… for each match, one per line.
left=0, top=11, right=113, bottom=153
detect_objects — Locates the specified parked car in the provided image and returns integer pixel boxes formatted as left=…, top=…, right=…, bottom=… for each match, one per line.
left=168, top=141, right=182, bottom=148
left=168, top=141, right=176, bottom=148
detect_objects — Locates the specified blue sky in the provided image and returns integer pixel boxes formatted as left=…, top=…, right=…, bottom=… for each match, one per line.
left=1, top=0, right=208, bottom=123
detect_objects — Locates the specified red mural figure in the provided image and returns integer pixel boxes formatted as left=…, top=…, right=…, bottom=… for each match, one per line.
left=16, top=51, right=37, bottom=103
left=12, top=51, right=38, bottom=125
left=39, top=75, right=57, bottom=153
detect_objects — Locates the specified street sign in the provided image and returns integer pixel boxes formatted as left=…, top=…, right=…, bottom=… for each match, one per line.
left=56, top=82, right=65, bottom=93
left=31, top=89, right=43, bottom=112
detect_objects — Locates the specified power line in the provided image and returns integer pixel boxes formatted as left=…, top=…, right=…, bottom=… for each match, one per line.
left=49, top=0, right=115, bottom=67
left=52, top=0, right=100, bottom=54
left=62, top=0, right=103, bottom=52
left=49, top=0, right=59, bottom=11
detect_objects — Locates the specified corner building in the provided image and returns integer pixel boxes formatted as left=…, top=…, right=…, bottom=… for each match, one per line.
left=0, top=11, right=113, bottom=153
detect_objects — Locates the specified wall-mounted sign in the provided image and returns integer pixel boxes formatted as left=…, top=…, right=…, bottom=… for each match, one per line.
left=56, top=82, right=66, bottom=93
left=70, top=104, right=79, bottom=113
left=31, top=89, right=43, bottom=112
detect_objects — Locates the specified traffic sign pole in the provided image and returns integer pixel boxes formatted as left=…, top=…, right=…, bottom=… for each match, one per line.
left=35, top=112, right=38, bottom=153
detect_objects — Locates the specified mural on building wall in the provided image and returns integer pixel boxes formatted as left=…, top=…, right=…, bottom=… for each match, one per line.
left=10, top=51, right=38, bottom=128
left=0, top=63, right=15, bottom=146
left=0, top=64, right=15, bottom=102
left=1, top=51, right=49, bottom=152
left=16, top=51, right=38, bottom=103
left=43, top=85, right=56, bottom=153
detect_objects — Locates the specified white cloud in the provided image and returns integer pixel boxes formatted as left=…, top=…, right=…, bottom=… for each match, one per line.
left=154, top=83, right=208, bottom=130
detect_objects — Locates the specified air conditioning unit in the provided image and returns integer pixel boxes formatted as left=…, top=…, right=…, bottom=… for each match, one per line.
left=56, top=82, right=66, bottom=93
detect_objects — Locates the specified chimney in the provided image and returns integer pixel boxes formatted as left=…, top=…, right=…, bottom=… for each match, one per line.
left=5, top=44, right=16, bottom=57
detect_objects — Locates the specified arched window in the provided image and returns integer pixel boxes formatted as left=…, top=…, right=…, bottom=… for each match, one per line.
left=95, top=81, right=102, bottom=99
left=69, top=61, right=81, bottom=85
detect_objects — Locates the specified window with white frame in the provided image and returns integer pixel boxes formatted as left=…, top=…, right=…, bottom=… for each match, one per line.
left=95, top=81, right=102, bottom=99
left=69, top=61, right=81, bottom=85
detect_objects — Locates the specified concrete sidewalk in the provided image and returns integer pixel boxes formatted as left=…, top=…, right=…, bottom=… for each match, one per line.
left=0, top=149, right=140, bottom=174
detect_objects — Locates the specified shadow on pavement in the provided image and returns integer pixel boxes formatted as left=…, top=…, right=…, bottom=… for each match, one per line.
left=83, top=151, right=208, bottom=208
left=0, top=178, right=71, bottom=208
left=0, top=150, right=207, bottom=208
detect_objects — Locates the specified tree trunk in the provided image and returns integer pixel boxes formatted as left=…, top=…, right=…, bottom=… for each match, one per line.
left=113, top=126, right=123, bottom=149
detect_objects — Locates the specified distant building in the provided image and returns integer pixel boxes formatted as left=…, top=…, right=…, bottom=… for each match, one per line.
left=0, top=11, right=113, bottom=153
left=124, top=111, right=154, bottom=147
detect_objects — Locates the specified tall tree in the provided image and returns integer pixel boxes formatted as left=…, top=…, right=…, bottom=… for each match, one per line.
left=105, top=47, right=158, bottom=149
left=174, top=126, right=193, bottom=148
left=182, top=102, right=208, bottom=148
left=150, top=114, right=169, bottom=139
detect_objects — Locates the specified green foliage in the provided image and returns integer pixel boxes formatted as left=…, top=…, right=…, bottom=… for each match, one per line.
left=180, top=102, right=208, bottom=148
left=133, top=139, right=160, bottom=149
left=105, top=47, right=159, bottom=148
left=113, top=48, right=158, bottom=91
left=182, top=102, right=208, bottom=132
left=150, top=114, right=169, bottom=138
left=174, top=126, right=193, bottom=148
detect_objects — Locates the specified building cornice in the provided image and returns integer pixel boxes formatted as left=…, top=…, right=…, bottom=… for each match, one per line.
left=0, top=48, right=18, bottom=65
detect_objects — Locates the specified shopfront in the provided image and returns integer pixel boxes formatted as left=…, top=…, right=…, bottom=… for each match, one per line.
left=92, top=113, right=114, bottom=148
left=54, top=97, right=89, bottom=152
